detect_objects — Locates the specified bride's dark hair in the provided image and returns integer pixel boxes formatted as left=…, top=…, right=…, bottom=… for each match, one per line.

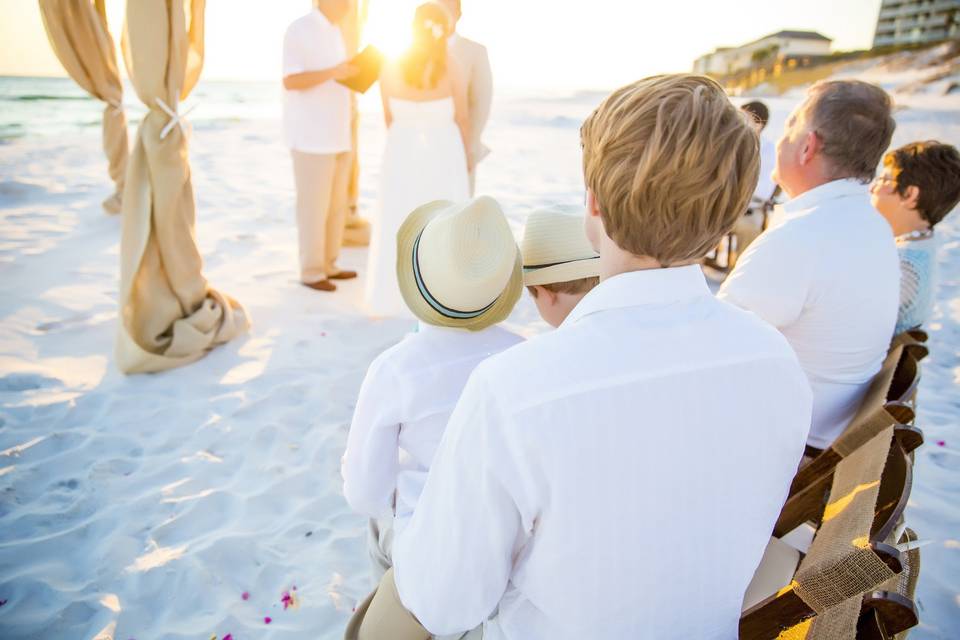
left=400, top=2, right=451, bottom=90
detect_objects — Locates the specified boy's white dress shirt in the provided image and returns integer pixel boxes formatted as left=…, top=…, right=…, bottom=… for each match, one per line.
left=393, top=265, right=812, bottom=640
left=719, top=179, right=900, bottom=448
left=342, top=323, right=523, bottom=533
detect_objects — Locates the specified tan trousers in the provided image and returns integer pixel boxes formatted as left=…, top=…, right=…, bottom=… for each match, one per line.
left=292, top=149, right=351, bottom=283
left=344, top=568, right=483, bottom=640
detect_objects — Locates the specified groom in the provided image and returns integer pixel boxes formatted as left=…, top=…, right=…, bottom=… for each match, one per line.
left=283, top=0, right=358, bottom=292
left=441, top=0, right=492, bottom=195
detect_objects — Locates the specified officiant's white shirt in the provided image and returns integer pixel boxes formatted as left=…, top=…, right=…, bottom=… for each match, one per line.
left=342, top=323, right=523, bottom=531
left=719, top=179, right=900, bottom=449
left=282, top=9, right=351, bottom=154
left=393, top=266, right=811, bottom=640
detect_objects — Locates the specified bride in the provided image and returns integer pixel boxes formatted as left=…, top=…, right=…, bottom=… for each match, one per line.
left=364, top=2, right=472, bottom=318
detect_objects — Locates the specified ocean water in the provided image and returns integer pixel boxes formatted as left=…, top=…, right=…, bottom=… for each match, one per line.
left=0, top=75, right=606, bottom=141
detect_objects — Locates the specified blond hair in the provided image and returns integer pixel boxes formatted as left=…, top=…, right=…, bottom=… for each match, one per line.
left=580, top=74, right=759, bottom=265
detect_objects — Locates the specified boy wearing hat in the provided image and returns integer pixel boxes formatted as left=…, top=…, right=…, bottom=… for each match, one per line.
left=521, top=209, right=600, bottom=327
left=342, top=196, right=524, bottom=582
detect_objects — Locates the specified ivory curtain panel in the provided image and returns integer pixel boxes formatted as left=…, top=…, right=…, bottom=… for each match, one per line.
left=38, top=0, right=129, bottom=214
left=115, top=0, right=248, bottom=374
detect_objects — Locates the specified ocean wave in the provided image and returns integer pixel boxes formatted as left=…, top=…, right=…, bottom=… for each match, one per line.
left=5, top=94, right=92, bottom=102
left=509, top=114, right=582, bottom=129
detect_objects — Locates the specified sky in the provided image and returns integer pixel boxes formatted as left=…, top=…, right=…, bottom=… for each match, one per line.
left=1, top=0, right=884, bottom=90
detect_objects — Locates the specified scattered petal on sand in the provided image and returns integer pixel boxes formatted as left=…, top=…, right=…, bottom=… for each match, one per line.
left=281, top=588, right=298, bottom=610
left=936, top=440, right=946, bottom=447
left=265, top=616, right=272, bottom=624
left=223, top=635, right=233, bottom=640
left=241, top=591, right=249, bottom=601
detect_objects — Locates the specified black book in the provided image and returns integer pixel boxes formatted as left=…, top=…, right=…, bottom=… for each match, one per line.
left=336, top=45, right=385, bottom=94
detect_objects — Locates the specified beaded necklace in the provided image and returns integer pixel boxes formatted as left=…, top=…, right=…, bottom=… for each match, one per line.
left=896, top=228, right=933, bottom=242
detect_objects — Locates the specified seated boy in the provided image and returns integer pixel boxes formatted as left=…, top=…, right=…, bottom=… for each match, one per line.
left=341, top=196, right=524, bottom=582
left=347, top=75, right=812, bottom=640
left=521, top=208, right=600, bottom=327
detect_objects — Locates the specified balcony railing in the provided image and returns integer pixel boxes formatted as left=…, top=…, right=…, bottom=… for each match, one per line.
left=879, top=0, right=960, bottom=19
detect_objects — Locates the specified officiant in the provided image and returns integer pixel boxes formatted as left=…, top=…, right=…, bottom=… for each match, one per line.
left=283, top=0, right=359, bottom=292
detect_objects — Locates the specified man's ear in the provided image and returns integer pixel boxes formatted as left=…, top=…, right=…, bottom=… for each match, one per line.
left=902, top=184, right=921, bottom=210
left=800, top=130, right=820, bottom=166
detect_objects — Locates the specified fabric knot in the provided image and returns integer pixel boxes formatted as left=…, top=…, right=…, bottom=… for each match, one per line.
left=155, top=97, right=197, bottom=140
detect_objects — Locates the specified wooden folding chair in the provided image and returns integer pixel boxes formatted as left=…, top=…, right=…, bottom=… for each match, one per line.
left=741, top=421, right=917, bottom=639
left=857, top=528, right=921, bottom=640
left=785, top=342, right=921, bottom=514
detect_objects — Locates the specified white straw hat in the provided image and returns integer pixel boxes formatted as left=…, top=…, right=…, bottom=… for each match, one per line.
left=396, top=196, right=522, bottom=331
left=520, top=208, right=600, bottom=286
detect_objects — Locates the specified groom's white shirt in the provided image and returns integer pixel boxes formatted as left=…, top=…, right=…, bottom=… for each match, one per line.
left=282, top=9, right=351, bottom=154
left=393, top=265, right=811, bottom=640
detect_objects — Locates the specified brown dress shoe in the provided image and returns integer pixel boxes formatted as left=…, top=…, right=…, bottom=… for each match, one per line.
left=303, top=279, right=336, bottom=292
left=328, top=270, right=358, bottom=280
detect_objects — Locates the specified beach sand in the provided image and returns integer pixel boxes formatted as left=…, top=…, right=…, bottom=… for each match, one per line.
left=1, top=72, right=959, bottom=637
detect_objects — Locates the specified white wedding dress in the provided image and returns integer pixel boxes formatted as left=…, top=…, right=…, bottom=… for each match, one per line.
left=364, top=97, right=470, bottom=317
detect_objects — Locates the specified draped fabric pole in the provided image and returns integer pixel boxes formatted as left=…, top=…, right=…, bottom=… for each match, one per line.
left=342, top=0, right=372, bottom=247
left=115, top=0, right=248, bottom=374
left=38, top=0, right=129, bottom=214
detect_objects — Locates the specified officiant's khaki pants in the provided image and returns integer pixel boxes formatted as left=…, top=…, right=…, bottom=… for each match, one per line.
left=292, top=150, right=351, bottom=283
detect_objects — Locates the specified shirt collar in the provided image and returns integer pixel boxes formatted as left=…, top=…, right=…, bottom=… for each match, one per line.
left=417, top=321, right=470, bottom=336
left=779, top=178, right=867, bottom=222
left=562, top=264, right=711, bottom=327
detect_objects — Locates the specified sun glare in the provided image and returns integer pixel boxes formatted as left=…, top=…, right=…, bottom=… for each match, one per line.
left=362, top=0, right=422, bottom=59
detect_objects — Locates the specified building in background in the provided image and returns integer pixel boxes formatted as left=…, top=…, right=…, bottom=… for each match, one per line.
left=694, top=31, right=833, bottom=77
left=873, top=0, right=960, bottom=48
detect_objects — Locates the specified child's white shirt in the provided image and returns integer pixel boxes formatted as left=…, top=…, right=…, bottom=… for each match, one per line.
left=342, top=322, right=524, bottom=532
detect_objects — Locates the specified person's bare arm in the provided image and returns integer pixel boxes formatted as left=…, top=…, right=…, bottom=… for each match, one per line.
left=471, top=44, right=493, bottom=142
left=380, top=66, right=394, bottom=128
left=450, top=61, right=473, bottom=172
left=283, top=62, right=357, bottom=91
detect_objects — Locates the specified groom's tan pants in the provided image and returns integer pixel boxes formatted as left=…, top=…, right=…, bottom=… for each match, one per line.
left=292, top=150, right=351, bottom=284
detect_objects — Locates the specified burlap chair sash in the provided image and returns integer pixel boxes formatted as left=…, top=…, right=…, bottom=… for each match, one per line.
left=793, top=545, right=896, bottom=614
left=793, top=426, right=898, bottom=639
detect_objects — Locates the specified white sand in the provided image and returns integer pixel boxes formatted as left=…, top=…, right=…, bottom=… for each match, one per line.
left=1, top=70, right=959, bottom=638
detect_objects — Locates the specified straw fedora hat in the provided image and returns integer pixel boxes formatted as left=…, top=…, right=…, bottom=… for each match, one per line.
left=520, top=208, right=600, bottom=286
left=396, top=196, right=522, bottom=331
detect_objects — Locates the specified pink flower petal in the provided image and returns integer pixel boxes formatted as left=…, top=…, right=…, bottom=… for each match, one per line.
left=241, top=591, right=249, bottom=601
left=223, top=635, right=233, bottom=640
left=936, top=440, right=946, bottom=447
left=265, top=616, right=272, bottom=624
